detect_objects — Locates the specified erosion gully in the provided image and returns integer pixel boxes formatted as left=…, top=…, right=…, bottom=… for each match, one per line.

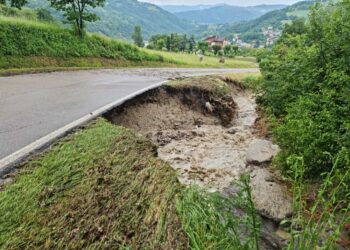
left=105, top=77, right=293, bottom=249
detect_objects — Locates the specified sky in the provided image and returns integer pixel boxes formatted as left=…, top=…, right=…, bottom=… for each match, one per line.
left=140, top=0, right=300, bottom=6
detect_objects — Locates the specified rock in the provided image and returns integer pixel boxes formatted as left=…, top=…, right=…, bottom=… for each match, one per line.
left=250, top=168, right=293, bottom=222
left=227, top=127, right=237, bottom=134
left=205, top=102, right=214, bottom=112
left=246, top=139, right=279, bottom=165
left=0, top=178, right=13, bottom=186
left=275, top=229, right=291, bottom=241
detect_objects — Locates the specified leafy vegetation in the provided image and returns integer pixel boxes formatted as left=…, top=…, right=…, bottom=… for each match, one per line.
left=286, top=154, right=350, bottom=249
left=49, top=0, right=105, bottom=37
left=259, top=0, right=350, bottom=180
left=132, top=25, right=144, bottom=47
left=147, top=33, right=196, bottom=53
left=0, top=15, right=165, bottom=69
left=27, top=0, right=194, bottom=39
left=195, top=1, right=315, bottom=44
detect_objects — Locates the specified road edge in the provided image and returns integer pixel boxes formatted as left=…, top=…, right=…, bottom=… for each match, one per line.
left=0, top=80, right=168, bottom=177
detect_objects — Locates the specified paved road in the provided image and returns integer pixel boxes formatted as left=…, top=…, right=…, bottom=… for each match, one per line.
left=0, top=68, right=258, bottom=159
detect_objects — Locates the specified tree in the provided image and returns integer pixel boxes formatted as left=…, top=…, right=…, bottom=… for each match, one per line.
left=50, top=0, right=105, bottom=37
left=132, top=26, right=144, bottom=47
left=2, top=0, right=27, bottom=9
left=166, top=36, right=171, bottom=51
left=189, top=35, right=196, bottom=53
left=156, top=39, right=165, bottom=50
left=36, top=8, right=55, bottom=22
left=232, top=45, right=239, bottom=55
left=224, top=45, right=232, bottom=56
left=212, top=44, right=221, bottom=55
left=197, top=41, right=208, bottom=55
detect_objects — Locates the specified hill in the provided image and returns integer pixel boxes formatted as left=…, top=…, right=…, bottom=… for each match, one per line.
left=0, top=12, right=167, bottom=73
left=160, top=4, right=214, bottom=13
left=195, top=1, right=315, bottom=43
left=27, top=0, right=194, bottom=40
left=175, top=4, right=286, bottom=25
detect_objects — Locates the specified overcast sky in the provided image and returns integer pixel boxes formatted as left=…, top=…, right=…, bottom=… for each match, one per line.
left=140, top=0, right=300, bottom=6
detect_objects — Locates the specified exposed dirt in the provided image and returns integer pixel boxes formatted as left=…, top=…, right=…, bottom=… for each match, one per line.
left=106, top=77, right=293, bottom=249
left=106, top=80, right=258, bottom=191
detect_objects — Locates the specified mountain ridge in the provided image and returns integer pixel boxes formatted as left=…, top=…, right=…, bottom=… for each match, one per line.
left=174, top=4, right=287, bottom=24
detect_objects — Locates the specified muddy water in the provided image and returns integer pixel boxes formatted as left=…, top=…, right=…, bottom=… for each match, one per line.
left=108, top=84, right=261, bottom=192
left=158, top=90, right=258, bottom=191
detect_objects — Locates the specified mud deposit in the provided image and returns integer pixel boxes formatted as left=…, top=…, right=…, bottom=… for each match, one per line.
left=106, top=83, right=257, bottom=191
left=106, top=79, right=293, bottom=249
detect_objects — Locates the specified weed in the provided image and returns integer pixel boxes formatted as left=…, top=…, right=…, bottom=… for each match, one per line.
left=286, top=151, right=350, bottom=249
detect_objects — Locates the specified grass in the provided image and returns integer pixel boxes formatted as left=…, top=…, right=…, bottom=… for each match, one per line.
left=0, top=57, right=179, bottom=76
left=167, top=75, right=232, bottom=97
left=177, top=177, right=261, bottom=250
left=0, top=75, right=266, bottom=249
left=143, top=49, right=258, bottom=68
left=0, top=119, right=188, bottom=249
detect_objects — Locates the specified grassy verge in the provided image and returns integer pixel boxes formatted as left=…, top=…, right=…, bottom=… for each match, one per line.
left=0, top=57, right=180, bottom=77
left=0, top=75, right=265, bottom=249
left=143, top=49, right=258, bottom=68
left=0, top=119, right=188, bottom=249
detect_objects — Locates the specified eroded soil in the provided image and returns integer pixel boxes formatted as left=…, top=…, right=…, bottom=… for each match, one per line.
left=107, top=81, right=258, bottom=191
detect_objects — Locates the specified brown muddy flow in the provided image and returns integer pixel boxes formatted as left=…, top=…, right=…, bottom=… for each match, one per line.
left=105, top=81, right=258, bottom=191
left=105, top=79, right=292, bottom=249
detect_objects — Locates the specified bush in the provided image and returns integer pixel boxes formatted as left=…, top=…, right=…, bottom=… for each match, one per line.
left=260, top=1, right=350, bottom=177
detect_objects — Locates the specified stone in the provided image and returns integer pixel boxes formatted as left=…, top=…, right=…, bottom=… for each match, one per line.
left=227, top=127, right=237, bottom=134
left=246, top=139, right=279, bottom=165
left=205, top=102, right=214, bottom=112
left=0, top=178, right=13, bottom=186
left=250, top=168, right=293, bottom=222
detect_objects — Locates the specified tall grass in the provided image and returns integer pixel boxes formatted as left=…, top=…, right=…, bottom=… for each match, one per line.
left=0, top=119, right=188, bottom=249
left=286, top=151, right=350, bottom=249
left=0, top=18, right=164, bottom=64
left=176, top=175, right=260, bottom=250
left=143, top=49, right=258, bottom=68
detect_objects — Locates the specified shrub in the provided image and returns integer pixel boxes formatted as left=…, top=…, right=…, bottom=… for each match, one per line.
left=260, top=0, right=350, bottom=177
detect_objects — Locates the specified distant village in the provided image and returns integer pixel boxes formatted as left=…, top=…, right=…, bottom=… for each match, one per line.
left=203, top=26, right=282, bottom=49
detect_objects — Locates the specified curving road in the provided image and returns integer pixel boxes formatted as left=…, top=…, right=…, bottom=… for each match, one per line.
left=0, top=68, right=258, bottom=160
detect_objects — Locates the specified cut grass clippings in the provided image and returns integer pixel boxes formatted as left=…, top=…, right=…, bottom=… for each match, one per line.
left=0, top=119, right=188, bottom=249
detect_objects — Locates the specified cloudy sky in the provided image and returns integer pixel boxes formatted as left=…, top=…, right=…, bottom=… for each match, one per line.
left=141, top=0, right=300, bottom=6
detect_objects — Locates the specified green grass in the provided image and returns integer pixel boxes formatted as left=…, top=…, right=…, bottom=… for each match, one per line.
left=143, top=49, right=258, bottom=68
left=0, top=16, right=166, bottom=72
left=0, top=119, right=188, bottom=249
left=167, top=75, right=232, bottom=97
left=176, top=176, right=260, bottom=250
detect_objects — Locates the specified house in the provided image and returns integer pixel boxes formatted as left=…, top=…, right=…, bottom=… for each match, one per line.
left=203, top=36, right=228, bottom=49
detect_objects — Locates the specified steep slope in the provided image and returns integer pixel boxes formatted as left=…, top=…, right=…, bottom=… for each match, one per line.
left=27, top=0, right=193, bottom=39
left=175, top=4, right=286, bottom=24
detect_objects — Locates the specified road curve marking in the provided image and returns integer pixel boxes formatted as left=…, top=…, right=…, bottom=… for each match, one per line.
left=0, top=80, right=168, bottom=176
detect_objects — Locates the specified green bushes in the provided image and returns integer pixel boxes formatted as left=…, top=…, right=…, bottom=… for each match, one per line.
left=0, top=17, right=163, bottom=64
left=260, top=1, right=350, bottom=177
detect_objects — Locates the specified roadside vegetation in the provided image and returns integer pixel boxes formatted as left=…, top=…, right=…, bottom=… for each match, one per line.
left=0, top=119, right=188, bottom=249
left=255, top=0, right=350, bottom=247
left=0, top=78, right=260, bottom=249
left=143, top=49, right=257, bottom=69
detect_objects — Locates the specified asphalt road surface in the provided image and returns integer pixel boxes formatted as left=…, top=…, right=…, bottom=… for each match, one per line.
left=0, top=68, right=258, bottom=159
